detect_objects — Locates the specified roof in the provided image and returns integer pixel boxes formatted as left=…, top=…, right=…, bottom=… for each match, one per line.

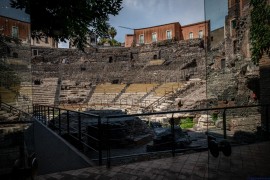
left=134, top=22, right=180, bottom=30
left=181, top=20, right=210, bottom=28
left=0, top=0, right=30, bottom=23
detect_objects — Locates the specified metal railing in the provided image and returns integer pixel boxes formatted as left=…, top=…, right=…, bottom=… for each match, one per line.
left=0, top=101, right=35, bottom=178
left=33, top=104, right=103, bottom=166
left=33, top=103, right=270, bottom=168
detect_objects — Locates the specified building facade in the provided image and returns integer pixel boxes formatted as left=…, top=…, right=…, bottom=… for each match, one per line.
left=0, top=15, right=31, bottom=44
left=31, top=34, right=58, bottom=48
left=125, top=20, right=210, bottom=48
left=0, top=15, right=58, bottom=48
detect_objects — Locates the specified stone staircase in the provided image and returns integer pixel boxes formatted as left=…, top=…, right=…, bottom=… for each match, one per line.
left=32, top=78, right=58, bottom=105
left=111, top=83, right=130, bottom=103
left=17, top=82, right=32, bottom=104
left=59, top=80, right=92, bottom=104
left=84, top=86, right=96, bottom=103
left=177, top=81, right=206, bottom=110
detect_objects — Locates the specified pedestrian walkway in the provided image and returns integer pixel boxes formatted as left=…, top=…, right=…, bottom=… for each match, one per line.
left=37, top=141, right=270, bottom=180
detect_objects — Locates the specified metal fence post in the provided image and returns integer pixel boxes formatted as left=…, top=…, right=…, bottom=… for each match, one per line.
left=106, top=117, right=111, bottom=168
left=171, top=116, right=175, bottom=157
left=223, top=109, right=227, bottom=139
left=67, top=110, right=70, bottom=135
left=53, top=107, right=55, bottom=128
left=266, top=105, right=269, bottom=133
left=43, top=106, right=46, bottom=124
left=33, top=104, right=35, bottom=116
left=47, top=106, right=50, bottom=125
left=78, top=113, right=81, bottom=142
left=39, top=105, right=41, bottom=120
left=58, top=108, right=61, bottom=135
left=98, top=116, right=102, bottom=166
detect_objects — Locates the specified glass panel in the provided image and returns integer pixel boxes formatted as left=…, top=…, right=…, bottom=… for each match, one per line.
left=0, top=1, right=32, bottom=175
left=0, top=1, right=32, bottom=111
left=205, top=0, right=268, bottom=178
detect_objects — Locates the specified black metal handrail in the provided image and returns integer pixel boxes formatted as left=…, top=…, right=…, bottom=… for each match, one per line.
left=106, top=104, right=267, bottom=118
left=33, top=103, right=269, bottom=169
left=0, top=101, right=35, bottom=177
left=33, top=104, right=103, bottom=166
left=0, top=101, right=34, bottom=119
left=105, top=104, right=269, bottom=168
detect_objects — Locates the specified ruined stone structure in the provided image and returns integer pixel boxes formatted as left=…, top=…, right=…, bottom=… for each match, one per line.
left=1, top=0, right=264, bottom=134
left=29, top=39, right=206, bottom=113
left=206, top=0, right=261, bottom=133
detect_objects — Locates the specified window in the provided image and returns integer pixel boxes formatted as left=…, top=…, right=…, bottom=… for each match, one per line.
left=152, top=32, right=157, bottom=42
left=139, top=34, right=144, bottom=44
left=34, top=79, right=41, bottom=85
left=36, top=38, right=40, bottom=44
left=198, top=30, right=203, bottom=38
left=109, top=56, right=113, bottom=63
left=230, top=19, right=237, bottom=36
left=11, top=26, right=18, bottom=38
left=231, top=19, right=237, bottom=29
left=166, top=30, right=172, bottom=39
left=32, top=49, right=38, bottom=56
left=189, top=32, right=193, bottom=39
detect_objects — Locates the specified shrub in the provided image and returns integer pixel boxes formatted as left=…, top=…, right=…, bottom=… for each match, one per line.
left=180, top=117, right=194, bottom=129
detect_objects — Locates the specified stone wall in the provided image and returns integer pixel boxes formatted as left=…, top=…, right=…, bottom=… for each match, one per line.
left=31, top=39, right=206, bottom=84
left=206, top=0, right=261, bottom=133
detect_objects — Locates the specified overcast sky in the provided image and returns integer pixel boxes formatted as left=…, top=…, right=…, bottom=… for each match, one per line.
left=109, top=0, right=228, bottom=43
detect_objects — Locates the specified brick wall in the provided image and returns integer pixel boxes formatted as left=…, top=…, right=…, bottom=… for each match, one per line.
left=0, top=16, right=30, bottom=43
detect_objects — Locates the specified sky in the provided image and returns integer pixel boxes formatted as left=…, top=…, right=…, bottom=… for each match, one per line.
left=0, top=0, right=228, bottom=47
left=0, top=0, right=30, bottom=22
left=109, top=0, right=228, bottom=43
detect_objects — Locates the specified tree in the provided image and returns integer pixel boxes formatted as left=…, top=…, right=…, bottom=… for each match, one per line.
left=98, top=26, right=120, bottom=46
left=250, top=0, right=270, bottom=64
left=10, top=0, right=123, bottom=50
left=108, top=27, right=117, bottom=40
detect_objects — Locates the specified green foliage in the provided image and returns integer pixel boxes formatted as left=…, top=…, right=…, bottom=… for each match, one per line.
left=108, top=27, right=117, bottom=40
left=10, top=0, right=123, bottom=50
left=97, top=38, right=121, bottom=46
left=180, top=117, right=194, bottom=129
left=98, top=25, right=120, bottom=46
left=250, top=0, right=270, bottom=64
left=211, top=113, right=218, bottom=122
